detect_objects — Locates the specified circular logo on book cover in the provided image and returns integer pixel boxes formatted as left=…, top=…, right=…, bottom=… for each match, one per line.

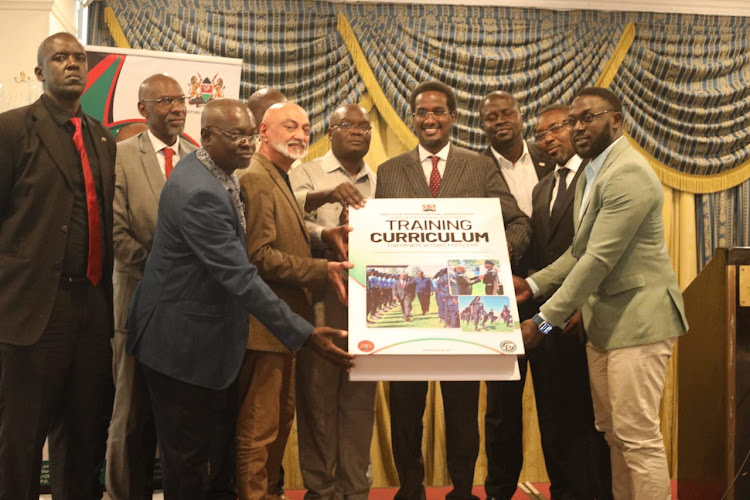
left=500, top=340, right=518, bottom=354
left=358, top=340, right=375, bottom=353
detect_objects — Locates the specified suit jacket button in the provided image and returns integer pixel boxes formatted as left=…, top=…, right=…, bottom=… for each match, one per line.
left=60, top=224, right=68, bottom=233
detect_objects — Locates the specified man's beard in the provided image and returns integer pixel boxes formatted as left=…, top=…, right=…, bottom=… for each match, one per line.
left=271, top=139, right=308, bottom=160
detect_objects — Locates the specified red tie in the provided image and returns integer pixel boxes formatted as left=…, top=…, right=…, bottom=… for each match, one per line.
left=70, top=117, right=102, bottom=287
left=429, top=155, right=441, bottom=197
left=164, top=147, right=175, bottom=178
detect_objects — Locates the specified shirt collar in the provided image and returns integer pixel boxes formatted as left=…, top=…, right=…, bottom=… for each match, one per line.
left=585, top=136, right=624, bottom=182
left=321, top=150, right=375, bottom=182
left=147, top=128, right=179, bottom=152
left=41, top=94, right=83, bottom=126
left=557, top=154, right=583, bottom=175
left=491, top=140, right=529, bottom=168
left=196, top=147, right=239, bottom=188
left=418, top=143, right=450, bottom=163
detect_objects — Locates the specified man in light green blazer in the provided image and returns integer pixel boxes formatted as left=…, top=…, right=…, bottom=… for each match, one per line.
left=515, top=87, right=688, bottom=500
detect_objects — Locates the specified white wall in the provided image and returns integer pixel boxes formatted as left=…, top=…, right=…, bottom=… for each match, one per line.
left=0, top=0, right=78, bottom=102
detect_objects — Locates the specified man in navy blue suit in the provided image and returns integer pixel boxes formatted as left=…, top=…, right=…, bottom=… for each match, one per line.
left=126, top=98, right=353, bottom=500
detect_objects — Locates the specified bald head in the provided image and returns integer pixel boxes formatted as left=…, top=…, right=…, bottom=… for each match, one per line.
left=137, top=74, right=186, bottom=145
left=259, top=102, right=310, bottom=170
left=35, top=32, right=87, bottom=107
left=37, top=32, right=82, bottom=66
left=202, top=98, right=255, bottom=130
left=201, top=99, right=257, bottom=174
left=138, top=74, right=182, bottom=101
left=480, top=91, right=519, bottom=113
left=329, top=103, right=371, bottom=167
left=247, top=88, right=287, bottom=125
left=480, top=90, right=525, bottom=154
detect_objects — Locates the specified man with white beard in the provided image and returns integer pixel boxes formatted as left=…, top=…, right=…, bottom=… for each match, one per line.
left=235, top=102, right=352, bottom=500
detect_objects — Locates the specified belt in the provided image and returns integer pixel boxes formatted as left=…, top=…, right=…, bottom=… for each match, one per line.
left=59, top=274, right=90, bottom=287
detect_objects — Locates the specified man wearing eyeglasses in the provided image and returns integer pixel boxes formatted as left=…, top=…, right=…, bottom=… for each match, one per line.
left=106, top=73, right=195, bottom=500
left=289, top=103, right=377, bottom=500
left=522, top=104, right=613, bottom=500
left=236, top=102, right=354, bottom=500
left=127, top=98, right=354, bottom=499
left=516, top=88, right=688, bottom=500
left=375, top=81, right=531, bottom=500
left=478, top=90, right=553, bottom=500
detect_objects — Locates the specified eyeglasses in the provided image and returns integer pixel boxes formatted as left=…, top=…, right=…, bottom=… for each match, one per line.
left=413, top=109, right=451, bottom=119
left=534, top=122, right=567, bottom=142
left=208, top=127, right=259, bottom=145
left=331, top=121, right=372, bottom=133
left=139, top=96, right=187, bottom=108
left=564, top=110, right=615, bottom=128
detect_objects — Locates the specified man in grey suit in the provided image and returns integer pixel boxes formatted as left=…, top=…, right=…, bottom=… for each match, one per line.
left=516, top=88, right=688, bottom=500
left=375, top=80, right=532, bottom=500
left=126, top=99, right=353, bottom=499
left=106, top=74, right=196, bottom=500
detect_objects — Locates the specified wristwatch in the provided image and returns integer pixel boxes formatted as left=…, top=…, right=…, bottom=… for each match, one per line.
left=532, top=313, right=555, bottom=335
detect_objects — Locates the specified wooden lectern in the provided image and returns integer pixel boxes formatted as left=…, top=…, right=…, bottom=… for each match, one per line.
left=678, top=247, right=750, bottom=500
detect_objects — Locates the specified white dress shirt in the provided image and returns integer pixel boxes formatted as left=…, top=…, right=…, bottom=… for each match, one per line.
left=418, top=143, right=450, bottom=181
left=147, top=129, right=183, bottom=179
left=490, top=141, right=538, bottom=217
left=549, top=154, right=583, bottom=215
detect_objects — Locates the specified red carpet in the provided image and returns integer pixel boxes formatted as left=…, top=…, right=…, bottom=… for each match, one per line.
left=282, top=481, right=679, bottom=499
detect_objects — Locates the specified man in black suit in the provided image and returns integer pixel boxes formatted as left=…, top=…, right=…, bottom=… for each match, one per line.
left=526, top=104, right=612, bottom=500
left=478, top=91, right=553, bottom=500
left=376, top=81, right=531, bottom=500
left=0, top=33, right=117, bottom=499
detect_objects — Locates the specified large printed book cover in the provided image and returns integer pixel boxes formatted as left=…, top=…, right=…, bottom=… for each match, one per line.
left=348, top=198, right=523, bottom=381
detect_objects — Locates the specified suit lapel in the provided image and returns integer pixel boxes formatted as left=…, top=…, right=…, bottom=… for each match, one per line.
left=138, top=132, right=165, bottom=205
left=32, top=100, right=72, bottom=187
left=528, top=143, right=552, bottom=179
left=483, top=147, right=512, bottom=191
left=575, top=139, right=629, bottom=229
left=405, top=148, right=432, bottom=197
left=258, top=156, right=309, bottom=242
left=438, top=147, right=467, bottom=197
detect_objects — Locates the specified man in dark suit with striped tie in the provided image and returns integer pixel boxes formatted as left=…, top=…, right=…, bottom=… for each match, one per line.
left=375, top=80, right=531, bottom=500
left=525, top=104, right=612, bottom=500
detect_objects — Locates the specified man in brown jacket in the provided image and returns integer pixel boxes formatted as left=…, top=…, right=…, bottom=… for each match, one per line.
left=236, top=102, right=351, bottom=500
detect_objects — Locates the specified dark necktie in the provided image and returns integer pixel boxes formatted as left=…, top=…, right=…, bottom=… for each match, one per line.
left=429, top=155, right=441, bottom=197
left=552, top=167, right=570, bottom=217
left=70, top=117, right=102, bottom=286
left=164, top=147, right=175, bottom=178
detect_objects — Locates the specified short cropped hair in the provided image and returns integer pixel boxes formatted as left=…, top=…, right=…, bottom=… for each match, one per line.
left=573, top=87, right=622, bottom=113
left=537, top=103, right=570, bottom=116
left=409, top=81, right=457, bottom=113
